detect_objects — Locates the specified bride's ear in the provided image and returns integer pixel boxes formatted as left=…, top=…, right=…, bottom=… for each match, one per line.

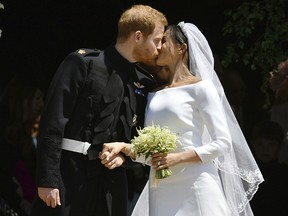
left=179, top=43, right=188, bottom=54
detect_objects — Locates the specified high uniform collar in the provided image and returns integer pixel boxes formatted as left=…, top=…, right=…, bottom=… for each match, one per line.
left=104, top=43, right=136, bottom=77
left=104, top=44, right=156, bottom=89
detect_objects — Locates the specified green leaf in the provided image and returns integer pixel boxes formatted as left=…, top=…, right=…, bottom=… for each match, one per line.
left=221, top=0, right=288, bottom=108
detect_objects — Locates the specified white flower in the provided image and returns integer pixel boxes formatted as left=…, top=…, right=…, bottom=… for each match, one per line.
left=131, top=124, right=178, bottom=179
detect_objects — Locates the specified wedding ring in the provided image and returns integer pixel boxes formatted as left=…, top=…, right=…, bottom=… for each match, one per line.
left=157, top=161, right=161, bottom=166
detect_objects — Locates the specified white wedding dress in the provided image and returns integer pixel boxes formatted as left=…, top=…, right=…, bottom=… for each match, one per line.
left=132, top=80, right=232, bottom=216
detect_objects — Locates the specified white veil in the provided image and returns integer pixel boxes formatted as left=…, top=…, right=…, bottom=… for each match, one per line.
left=178, top=21, right=264, bottom=215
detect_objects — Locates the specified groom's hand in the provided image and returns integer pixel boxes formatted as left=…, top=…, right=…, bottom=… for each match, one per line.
left=38, top=187, right=61, bottom=208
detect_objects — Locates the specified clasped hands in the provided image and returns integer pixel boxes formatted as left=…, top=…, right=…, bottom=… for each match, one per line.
left=99, top=142, right=180, bottom=170
left=99, top=142, right=127, bottom=169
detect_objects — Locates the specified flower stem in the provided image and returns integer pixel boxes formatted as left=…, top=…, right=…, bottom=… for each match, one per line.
left=155, top=167, right=172, bottom=179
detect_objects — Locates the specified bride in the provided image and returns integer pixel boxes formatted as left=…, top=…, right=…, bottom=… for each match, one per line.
left=100, top=22, right=264, bottom=216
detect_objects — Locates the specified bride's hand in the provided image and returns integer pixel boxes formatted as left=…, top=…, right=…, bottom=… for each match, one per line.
left=100, top=142, right=124, bottom=158
left=151, top=152, right=180, bottom=169
left=152, top=150, right=201, bottom=169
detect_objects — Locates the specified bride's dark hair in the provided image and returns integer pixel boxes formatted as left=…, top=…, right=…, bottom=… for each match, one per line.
left=166, top=25, right=187, bottom=45
left=166, top=25, right=190, bottom=71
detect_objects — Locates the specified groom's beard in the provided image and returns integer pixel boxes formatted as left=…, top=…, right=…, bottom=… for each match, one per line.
left=133, top=46, right=158, bottom=67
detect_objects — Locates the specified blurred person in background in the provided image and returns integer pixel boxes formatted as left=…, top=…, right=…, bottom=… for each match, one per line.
left=0, top=74, right=44, bottom=216
left=269, top=58, right=288, bottom=166
left=249, top=120, right=288, bottom=216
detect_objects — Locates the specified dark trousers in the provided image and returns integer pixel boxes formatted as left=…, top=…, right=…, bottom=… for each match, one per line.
left=30, top=151, right=128, bottom=216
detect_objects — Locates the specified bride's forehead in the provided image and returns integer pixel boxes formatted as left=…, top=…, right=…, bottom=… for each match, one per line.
left=163, top=31, right=172, bottom=40
left=164, top=28, right=171, bottom=35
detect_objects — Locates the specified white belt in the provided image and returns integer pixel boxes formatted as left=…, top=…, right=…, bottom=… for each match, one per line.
left=61, top=138, right=91, bottom=155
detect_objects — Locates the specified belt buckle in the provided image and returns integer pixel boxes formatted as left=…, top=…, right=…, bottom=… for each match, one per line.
left=82, top=142, right=91, bottom=155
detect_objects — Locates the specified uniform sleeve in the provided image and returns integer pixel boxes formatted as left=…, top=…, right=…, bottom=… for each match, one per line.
left=193, top=82, right=232, bottom=163
left=36, top=52, right=88, bottom=187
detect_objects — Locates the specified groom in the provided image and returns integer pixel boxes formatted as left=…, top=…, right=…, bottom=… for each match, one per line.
left=30, top=4, right=167, bottom=216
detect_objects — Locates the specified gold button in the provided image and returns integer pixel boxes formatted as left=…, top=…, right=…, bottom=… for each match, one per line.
left=78, top=49, right=86, bottom=54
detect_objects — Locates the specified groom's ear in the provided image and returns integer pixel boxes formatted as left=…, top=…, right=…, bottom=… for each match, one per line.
left=134, top=30, right=143, bottom=42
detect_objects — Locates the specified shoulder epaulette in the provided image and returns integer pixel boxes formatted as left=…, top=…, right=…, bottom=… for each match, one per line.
left=75, top=48, right=101, bottom=57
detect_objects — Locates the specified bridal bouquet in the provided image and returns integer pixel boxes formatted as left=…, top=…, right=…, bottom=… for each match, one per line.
left=131, top=124, right=178, bottom=179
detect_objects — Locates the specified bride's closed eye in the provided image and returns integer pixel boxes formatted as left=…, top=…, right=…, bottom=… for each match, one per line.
left=161, top=36, right=167, bottom=44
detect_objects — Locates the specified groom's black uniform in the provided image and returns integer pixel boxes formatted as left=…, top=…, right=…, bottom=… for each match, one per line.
left=30, top=45, right=155, bottom=216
